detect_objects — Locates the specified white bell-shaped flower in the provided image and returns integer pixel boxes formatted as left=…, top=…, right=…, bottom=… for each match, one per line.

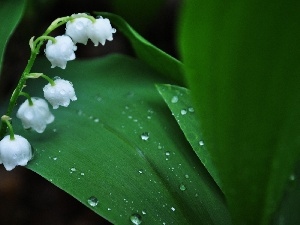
left=0, top=135, right=32, bottom=171
left=44, top=35, right=77, bottom=69
left=87, top=17, right=116, bottom=46
left=17, top=97, right=54, bottom=133
left=66, top=13, right=92, bottom=45
left=43, top=78, right=77, bottom=109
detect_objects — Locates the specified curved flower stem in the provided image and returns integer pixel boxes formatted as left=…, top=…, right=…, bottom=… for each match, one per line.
left=19, top=92, right=33, bottom=106
left=0, top=16, right=73, bottom=139
left=40, top=74, right=55, bottom=86
left=1, top=116, right=14, bottom=140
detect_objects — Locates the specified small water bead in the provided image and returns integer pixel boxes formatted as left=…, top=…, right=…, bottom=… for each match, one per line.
left=185, top=174, right=189, bottom=179
left=171, top=207, right=176, bottom=212
left=94, top=118, right=100, bottom=123
left=180, top=109, right=187, bottom=115
left=138, top=169, right=143, bottom=174
left=171, top=96, right=178, bottom=103
left=140, top=132, right=150, bottom=141
left=141, top=210, right=146, bottom=215
left=87, top=196, right=99, bottom=207
left=289, top=173, right=296, bottom=181
left=165, top=151, right=170, bottom=156
left=199, top=140, right=205, bottom=146
left=188, top=107, right=195, bottom=112
left=70, top=167, right=76, bottom=172
left=180, top=184, right=186, bottom=191
left=130, top=213, right=142, bottom=225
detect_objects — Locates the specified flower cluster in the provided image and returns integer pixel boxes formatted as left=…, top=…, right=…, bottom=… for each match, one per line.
left=46, top=13, right=116, bottom=69
left=0, top=13, right=116, bottom=171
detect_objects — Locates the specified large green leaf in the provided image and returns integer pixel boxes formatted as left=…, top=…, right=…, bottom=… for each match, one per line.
left=0, top=0, right=26, bottom=77
left=96, top=12, right=185, bottom=85
left=11, top=54, right=231, bottom=224
left=179, top=1, right=300, bottom=225
left=156, top=84, right=221, bottom=188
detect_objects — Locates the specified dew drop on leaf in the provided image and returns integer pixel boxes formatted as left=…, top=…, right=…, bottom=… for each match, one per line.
left=140, top=132, right=149, bottom=141
left=199, top=140, right=205, bottom=146
left=130, top=213, right=142, bottom=225
left=87, top=196, right=99, bottom=207
left=171, top=207, right=176, bottom=212
left=141, top=210, right=146, bottom=215
left=188, top=107, right=194, bottom=112
left=171, top=96, right=178, bottom=103
left=179, top=184, right=186, bottom=191
left=94, top=118, right=99, bottom=123
left=180, top=109, right=187, bottom=115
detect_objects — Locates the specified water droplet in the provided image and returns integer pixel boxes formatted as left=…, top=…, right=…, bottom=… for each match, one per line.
left=185, top=174, right=189, bottom=179
left=140, top=132, right=149, bottom=141
left=130, top=213, right=142, bottom=225
left=138, top=169, right=143, bottom=174
left=94, top=118, right=100, bottom=123
left=53, top=128, right=57, bottom=132
left=53, top=157, right=57, bottom=161
left=141, top=210, right=146, bottom=215
left=87, top=196, right=99, bottom=207
left=96, top=96, right=102, bottom=102
left=108, top=208, right=112, bottom=211
left=171, top=207, right=176, bottom=212
left=289, top=173, right=296, bottom=181
left=165, top=151, right=170, bottom=156
left=171, top=96, right=178, bottom=103
left=199, top=140, right=205, bottom=146
left=77, top=110, right=83, bottom=116
left=180, top=109, right=187, bottom=115
left=179, top=184, right=186, bottom=191
left=188, top=107, right=195, bottom=112
left=81, top=172, right=85, bottom=176
left=70, top=167, right=76, bottom=172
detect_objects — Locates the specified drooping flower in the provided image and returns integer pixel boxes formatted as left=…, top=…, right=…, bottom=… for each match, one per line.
left=43, top=78, right=77, bottom=109
left=87, top=17, right=116, bottom=46
left=66, top=13, right=92, bottom=45
left=44, top=35, right=77, bottom=69
left=0, top=135, right=32, bottom=171
left=16, top=97, right=54, bottom=133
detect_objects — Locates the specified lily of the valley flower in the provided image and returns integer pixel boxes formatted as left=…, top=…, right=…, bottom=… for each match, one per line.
left=0, top=135, right=32, bottom=171
left=43, top=78, right=77, bottom=109
left=87, top=17, right=116, bottom=46
left=17, top=97, right=54, bottom=133
left=65, top=13, right=92, bottom=45
left=44, top=35, right=77, bottom=69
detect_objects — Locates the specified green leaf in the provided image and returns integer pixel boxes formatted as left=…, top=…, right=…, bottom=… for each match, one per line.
left=12, top=54, right=231, bottom=225
left=156, top=84, right=222, bottom=188
left=0, top=0, right=26, bottom=77
left=179, top=1, right=300, bottom=224
left=95, top=12, right=185, bottom=85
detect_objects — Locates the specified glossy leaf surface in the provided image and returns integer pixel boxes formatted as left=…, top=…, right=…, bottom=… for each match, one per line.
left=0, top=0, right=26, bottom=77
left=179, top=1, right=300, bottom=224
left=11, top=55, right=231, bottom=225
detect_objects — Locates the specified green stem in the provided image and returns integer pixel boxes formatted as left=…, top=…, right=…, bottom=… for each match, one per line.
left=40, top=74, right=55, bottom=86
left=1, top=116, right=14, bottom=140
left=19, top=92, right=33, bottom=105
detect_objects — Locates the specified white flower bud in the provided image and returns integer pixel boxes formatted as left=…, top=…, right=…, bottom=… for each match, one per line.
left=87, top=17, right=116, bottom=46
left=44, top=35, right=77, bottom=69
left=0, top=135, right=32, bottom=171
left=66, top=14, right=92, bottom=45
left=43, top=78, right=77, bottom=109
left=17, top=97, right=54, bottom=133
